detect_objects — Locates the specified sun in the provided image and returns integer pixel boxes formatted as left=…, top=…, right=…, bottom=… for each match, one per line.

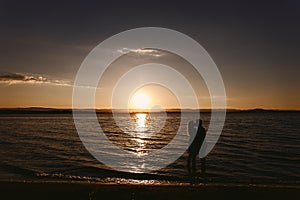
left=130, top=93, right=150, bottom=109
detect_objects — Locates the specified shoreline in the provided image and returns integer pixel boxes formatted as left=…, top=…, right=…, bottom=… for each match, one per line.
left=1, top=181, right=299, bottom=200
left=0, top=108, right=299, bottom=115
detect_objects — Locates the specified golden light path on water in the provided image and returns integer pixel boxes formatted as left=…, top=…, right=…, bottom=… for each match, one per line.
left=133, top=113, right=149, bottom=156
left=136, top=113, right=148, bottom=132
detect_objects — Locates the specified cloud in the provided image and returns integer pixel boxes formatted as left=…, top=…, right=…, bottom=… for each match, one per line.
left=0, top=72, right=71, bottom=86
left=118, top=48, right=165, bottom=57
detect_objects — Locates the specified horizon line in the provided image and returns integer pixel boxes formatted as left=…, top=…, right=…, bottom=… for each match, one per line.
left=0, top=107, right=299, bottom=111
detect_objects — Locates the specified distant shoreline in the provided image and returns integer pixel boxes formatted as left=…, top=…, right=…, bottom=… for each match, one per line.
left=0, top=107, right=299, bottom=115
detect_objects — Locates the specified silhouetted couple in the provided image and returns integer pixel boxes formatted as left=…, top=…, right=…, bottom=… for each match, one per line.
left=187, top=119, right=206, bottom=175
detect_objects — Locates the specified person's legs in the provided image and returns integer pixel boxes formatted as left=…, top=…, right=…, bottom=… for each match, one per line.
left=200, top=157, right=206, bottom=174
left=191, top=156, right=196, bottom=174
left=187, top=154, right=192, bottom=174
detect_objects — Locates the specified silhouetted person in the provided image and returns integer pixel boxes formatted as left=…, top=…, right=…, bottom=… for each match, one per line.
left=187, top=119, right=206, bottom=175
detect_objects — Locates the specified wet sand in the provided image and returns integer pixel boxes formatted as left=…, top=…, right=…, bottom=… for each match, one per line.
left=1, top=182, right=299, bottom=200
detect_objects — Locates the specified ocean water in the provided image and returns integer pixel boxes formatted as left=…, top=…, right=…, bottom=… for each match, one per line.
left=0, top=111, right=299, bottom=187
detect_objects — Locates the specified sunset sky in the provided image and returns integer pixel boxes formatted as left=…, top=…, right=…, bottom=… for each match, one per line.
left=0, top=0, right=299, bottom=110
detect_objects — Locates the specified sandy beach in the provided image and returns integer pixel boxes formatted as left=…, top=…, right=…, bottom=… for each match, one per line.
left=1, top=181, right=299, bottom=200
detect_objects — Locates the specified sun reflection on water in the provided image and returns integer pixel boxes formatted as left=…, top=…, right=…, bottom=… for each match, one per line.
left=132, top=113, right=150, bottom=156
left=135, top=113, right=149, bottom=134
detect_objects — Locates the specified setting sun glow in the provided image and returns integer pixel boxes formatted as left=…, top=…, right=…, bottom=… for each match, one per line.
left=130, top=93, right=150, bottom=109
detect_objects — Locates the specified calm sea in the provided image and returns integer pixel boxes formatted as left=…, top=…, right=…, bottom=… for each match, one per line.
left=0, top=111, right=299, bottom=187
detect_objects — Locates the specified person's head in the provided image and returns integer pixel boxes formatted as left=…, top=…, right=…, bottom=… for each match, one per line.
left=196, top=119, right=202, bottom=126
